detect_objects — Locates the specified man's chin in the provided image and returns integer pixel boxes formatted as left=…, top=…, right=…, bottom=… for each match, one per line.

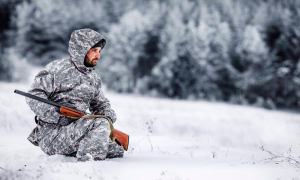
left=92, top=62, right=97, bottom=67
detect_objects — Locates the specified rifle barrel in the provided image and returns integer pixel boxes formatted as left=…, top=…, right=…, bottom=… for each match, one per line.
left=14, top=89, right=85, bottom=114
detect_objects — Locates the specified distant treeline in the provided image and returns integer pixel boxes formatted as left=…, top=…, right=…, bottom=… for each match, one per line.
left=1, top=0, right=300, bottom=110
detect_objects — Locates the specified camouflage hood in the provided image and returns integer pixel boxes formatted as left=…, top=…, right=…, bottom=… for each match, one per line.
left=68, top=29, right=106, bottom=73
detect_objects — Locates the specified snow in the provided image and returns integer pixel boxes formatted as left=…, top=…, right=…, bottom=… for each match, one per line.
left=0, top=68, right=299, bottom=180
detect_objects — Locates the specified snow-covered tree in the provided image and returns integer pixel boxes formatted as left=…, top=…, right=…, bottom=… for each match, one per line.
left=258, top=1, right=300, bottom=108
left=149, top=1, right=234, bottom=100
left=0, top=0, right=25, bottom=81
left=99, top=10, right=151, bottom=92
left=99, top=1, right=166, bottom=93
left=149, top=0, right=203, bottom=99
left=13, top=0, right=108, bottom=65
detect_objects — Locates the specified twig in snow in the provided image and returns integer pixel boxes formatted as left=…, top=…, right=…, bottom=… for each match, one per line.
left=157, top=146, right=165, bottom=154
left=226, top=147, right=229, bottom=158
left=211, top=151, right=217, bottom=158
left=147, top=135, right=154, bottom=152
left=259, top=146, right=299, bottom=167
left=251, top=155, right=255, bottom=162
left=0, top=167, right=6, bottom=170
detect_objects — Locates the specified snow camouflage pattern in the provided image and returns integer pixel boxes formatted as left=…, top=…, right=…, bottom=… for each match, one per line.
left=26, top=29, right=124, bottom=161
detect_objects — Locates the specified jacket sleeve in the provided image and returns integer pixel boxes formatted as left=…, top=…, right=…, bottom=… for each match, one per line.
left=26, top=69, right=62, bottom=124
left=89, top=86, right=117, bottom=124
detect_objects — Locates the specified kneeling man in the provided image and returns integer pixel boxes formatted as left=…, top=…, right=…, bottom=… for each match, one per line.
left=26, top=29, right=124, bottom=162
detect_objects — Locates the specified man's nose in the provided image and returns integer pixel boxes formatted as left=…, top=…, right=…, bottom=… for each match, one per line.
left=95, top=53, right=100, bottom=58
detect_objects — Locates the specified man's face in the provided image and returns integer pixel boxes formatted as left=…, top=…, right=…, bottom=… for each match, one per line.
left=84, top=47, right=102, bottom=67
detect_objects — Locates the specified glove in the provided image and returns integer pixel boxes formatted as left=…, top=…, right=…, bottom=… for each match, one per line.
left=57, top=116, right=78, bottom=126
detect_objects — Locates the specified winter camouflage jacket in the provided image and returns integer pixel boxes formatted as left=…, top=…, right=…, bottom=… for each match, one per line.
left=26, top=29, right=116, bottom=146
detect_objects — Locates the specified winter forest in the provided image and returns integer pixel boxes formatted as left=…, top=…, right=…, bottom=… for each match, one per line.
left=0, top=0, right=300, bottom=110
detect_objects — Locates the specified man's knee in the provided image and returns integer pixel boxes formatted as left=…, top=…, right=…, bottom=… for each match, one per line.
left=93, top=117, right=110, bottom=131
left=88, top=117, right=111, bottom=138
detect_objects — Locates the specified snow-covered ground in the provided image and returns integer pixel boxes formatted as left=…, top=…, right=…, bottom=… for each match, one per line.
left=0, top=67, right=299, bottom=180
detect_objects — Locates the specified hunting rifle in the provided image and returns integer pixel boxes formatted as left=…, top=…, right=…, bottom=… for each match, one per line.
left=14, top=89, right=129, bottom=151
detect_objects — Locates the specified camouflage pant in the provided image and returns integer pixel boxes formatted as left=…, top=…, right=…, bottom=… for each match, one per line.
left=39, top=117, right=124, bottom=161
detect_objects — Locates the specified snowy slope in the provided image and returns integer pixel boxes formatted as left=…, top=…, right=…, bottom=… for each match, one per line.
left=0, top=68, right=299, bottom=180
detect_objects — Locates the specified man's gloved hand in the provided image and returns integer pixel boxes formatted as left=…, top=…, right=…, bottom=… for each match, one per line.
left=57, top=116, right=78, bottom=126
left=55, top=106, right=79, bottom=126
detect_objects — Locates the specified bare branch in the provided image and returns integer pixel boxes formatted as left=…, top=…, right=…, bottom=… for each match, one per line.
left=259, top=146, right=299, bottom=168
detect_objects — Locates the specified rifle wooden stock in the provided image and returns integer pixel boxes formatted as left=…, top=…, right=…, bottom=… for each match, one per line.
left=14, top=89, right=129, bottom=151
left=114, top=129, right=129, bottom=151
left=60, top=106, right=85, bottom=117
